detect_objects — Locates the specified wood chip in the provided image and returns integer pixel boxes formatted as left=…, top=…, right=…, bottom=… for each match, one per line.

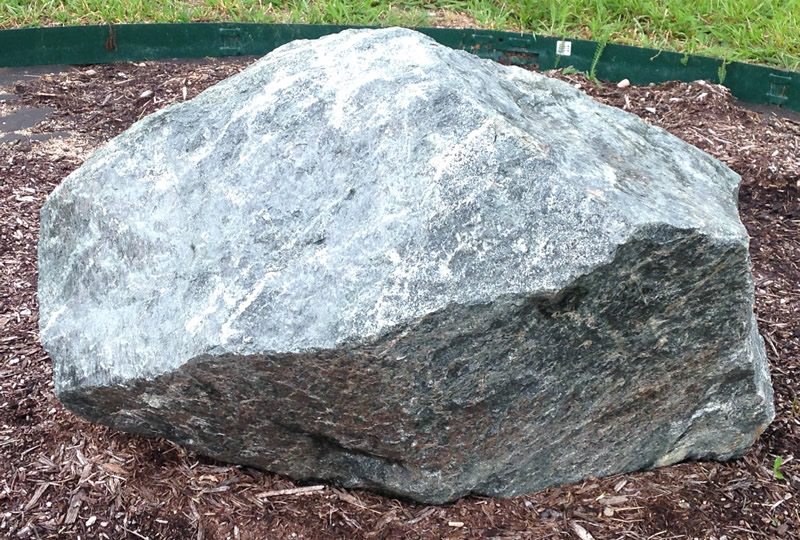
left=64, top=491, right=82, bottom=525
left=102, top=462, right=127, bottom=475
left=599, top=495, right=629, bottom=505
left=407, top=507, right=436, bottom=525
left=23, top=482, right=49, bottom=511
left=255, top=485, right=325, bottom=498
left=333, top=488, right=373, bottom=510
left=570, top=521, right=596, bottom=540
left=373, top=509, right=397, bottom=531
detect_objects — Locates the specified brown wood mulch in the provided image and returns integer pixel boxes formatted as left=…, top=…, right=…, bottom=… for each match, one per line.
left=1, top=57, right=798, bottom=540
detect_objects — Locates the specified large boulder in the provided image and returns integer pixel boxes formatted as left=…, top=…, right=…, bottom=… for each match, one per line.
left=38, top=27, right=773, bottom=504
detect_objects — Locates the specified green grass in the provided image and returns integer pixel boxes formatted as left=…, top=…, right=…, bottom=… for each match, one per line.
left=1, top=0, right=798, bottom=70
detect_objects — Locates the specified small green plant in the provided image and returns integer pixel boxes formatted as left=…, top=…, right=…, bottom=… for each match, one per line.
left=773, top=456, right=785, bottom=480
left=717, top=59, right=729, bottom=84
left=589, top=40, right=607, bottom=81
left=791, top=395, right=799, bottom=419
left=561, top=65, right=581, bottom=75
left=680, top=52, right=690, bottom=66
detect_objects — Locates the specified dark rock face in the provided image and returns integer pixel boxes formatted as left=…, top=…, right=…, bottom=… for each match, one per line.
left=38, top=27, right=773, bottom=504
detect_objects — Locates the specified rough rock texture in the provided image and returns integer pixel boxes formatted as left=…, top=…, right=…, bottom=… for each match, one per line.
left=38, top=27, right=774, bottom=504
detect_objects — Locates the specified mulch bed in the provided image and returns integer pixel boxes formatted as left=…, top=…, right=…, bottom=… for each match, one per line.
left=1, top=55, right=798, bottom=539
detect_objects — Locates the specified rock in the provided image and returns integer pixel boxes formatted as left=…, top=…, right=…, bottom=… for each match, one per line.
left=38, top=27, right=774, bottom=504
left=617, top=78, right=631, bottom=88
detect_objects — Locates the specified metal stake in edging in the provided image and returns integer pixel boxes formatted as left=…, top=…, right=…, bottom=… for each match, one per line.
left=219, top=27, right=242, bottom=56
left=768, top=73, right=791, bottom=105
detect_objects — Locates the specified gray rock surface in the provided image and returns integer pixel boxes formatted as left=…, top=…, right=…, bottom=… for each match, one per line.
left=38, top=27, right=774, bottom=504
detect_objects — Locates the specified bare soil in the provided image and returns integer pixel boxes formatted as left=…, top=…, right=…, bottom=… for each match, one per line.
left=1, top=57, right=798, bottom=539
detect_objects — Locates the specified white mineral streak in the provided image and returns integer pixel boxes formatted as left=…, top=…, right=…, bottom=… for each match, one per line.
left=220, top=272, right=276, bottom=344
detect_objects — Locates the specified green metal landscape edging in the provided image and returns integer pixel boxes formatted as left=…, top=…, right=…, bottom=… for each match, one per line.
left=0, top=23, right=797, bottom=112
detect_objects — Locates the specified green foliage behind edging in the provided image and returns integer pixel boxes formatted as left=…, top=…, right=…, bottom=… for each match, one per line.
left=1, top=0, right=798, bottom=71
left=0, top=23, right=797, bottom=112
